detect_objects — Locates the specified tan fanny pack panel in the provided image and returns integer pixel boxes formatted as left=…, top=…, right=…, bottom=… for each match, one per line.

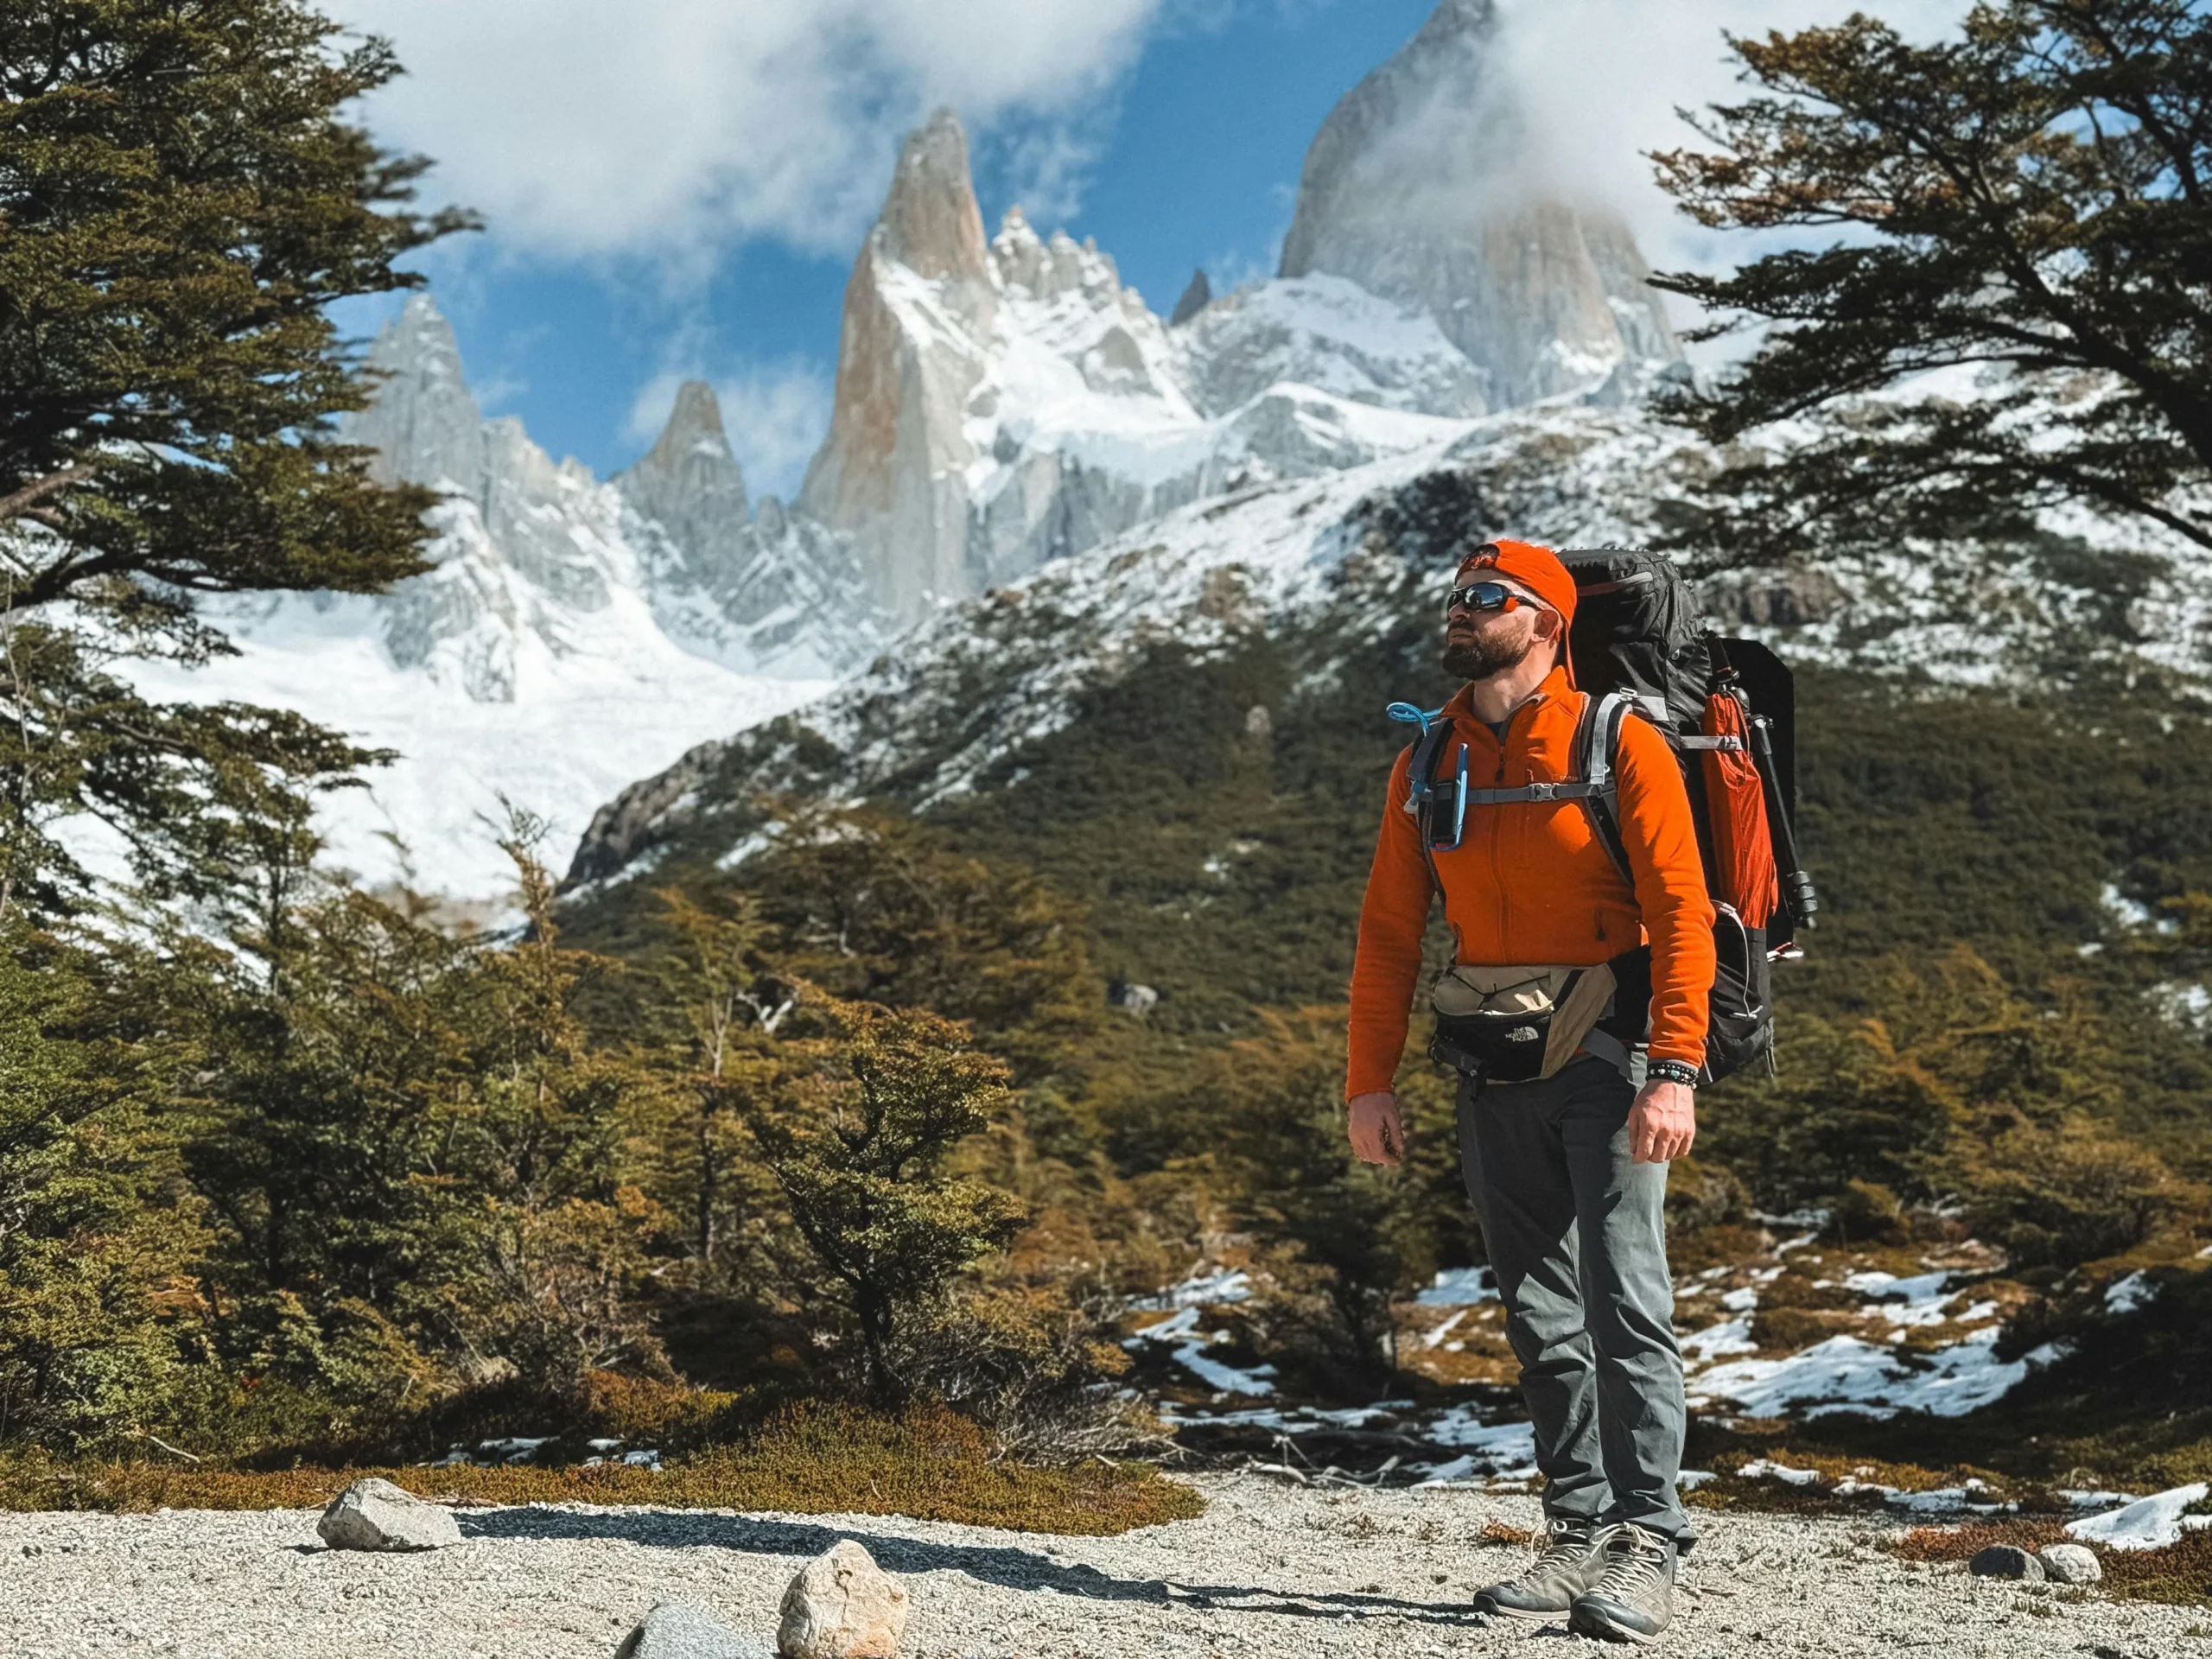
left=1430, top=962, right=1618, bottom=1080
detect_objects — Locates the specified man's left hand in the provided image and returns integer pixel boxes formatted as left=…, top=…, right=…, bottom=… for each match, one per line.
left=1628, top=1079, right=1696, bottom=1164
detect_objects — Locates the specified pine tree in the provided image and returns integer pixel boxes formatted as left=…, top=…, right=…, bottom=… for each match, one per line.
left=633, top=886, right=786, bottom=1282
left=1650, top=1, right=2212, bottom=563
left=0, top=1, right=474, bottom=912
left=752, top=997, right=1027, bottom=1405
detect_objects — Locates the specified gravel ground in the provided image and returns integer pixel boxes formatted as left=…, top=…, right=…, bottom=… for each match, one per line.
left=2, top=1477, right=2200, bottom=1658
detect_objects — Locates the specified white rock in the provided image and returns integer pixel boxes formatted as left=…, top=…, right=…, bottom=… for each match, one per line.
left=2037, top=1543, right=2103, bottom=1585
left=315, top=1478, right=461, bottom=1552
left=778, top=1540, right=911, bottom=1659
left=614, top=1601, right=770, bottom=1659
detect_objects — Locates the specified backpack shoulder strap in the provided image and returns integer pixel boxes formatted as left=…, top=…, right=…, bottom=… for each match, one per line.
left=1402, top=720, right=1456, bottom=895
left=1576, top=690, right=1637, bottom=888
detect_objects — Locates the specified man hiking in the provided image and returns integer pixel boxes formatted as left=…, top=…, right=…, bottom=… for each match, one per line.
left=1344, top=537, right=1714, bottom=1643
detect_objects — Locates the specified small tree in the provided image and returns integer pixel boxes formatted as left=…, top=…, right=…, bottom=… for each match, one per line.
left=0, top=0, right=474, bottom=912
left=753, top=997, right=1027, bottom=1405
left=448, top=819, right=664, bottom=1383
left=1650, top=0, right=2212, bottom=563
left=631, top=885, right=787, bottom=1283
left=0, top=924, right=209, bottom=1450
left=743, top=806, right=1101, bottom=1081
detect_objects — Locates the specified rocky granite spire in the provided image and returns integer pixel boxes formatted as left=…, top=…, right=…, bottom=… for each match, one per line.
left=1278, top=0, right=1681, bottom=405
left=346, top=294, right=484, bottom=491
left=1170, top=270, right=1212, bottom=327
left=875, top=107, right=992, bottom=287
left=616, top=379, right=750, bottom=573
left=798, top=109, right=998, bottom=621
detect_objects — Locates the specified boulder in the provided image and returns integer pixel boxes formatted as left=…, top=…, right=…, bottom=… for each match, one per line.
left=1967, top=1544, right=2044, bottom=1581
left=2036, top=1542, right=2103, bottom=1586
left=316, top=1478, right=462, bottom=1552
left=614, top=1601, right=771, bottom=1659
left=778, top=1540, right=911, bottom=1659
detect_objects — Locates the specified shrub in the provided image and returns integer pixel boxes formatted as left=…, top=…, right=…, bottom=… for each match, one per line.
left=1827, top=1179, right=1907, bottom=1245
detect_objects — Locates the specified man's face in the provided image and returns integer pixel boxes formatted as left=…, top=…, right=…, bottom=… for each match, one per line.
left=1441, top=574, right=1554, bottom=681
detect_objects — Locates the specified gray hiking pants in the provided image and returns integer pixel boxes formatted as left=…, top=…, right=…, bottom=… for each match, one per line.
left=1455, top=1055, right=1688, bottom=1539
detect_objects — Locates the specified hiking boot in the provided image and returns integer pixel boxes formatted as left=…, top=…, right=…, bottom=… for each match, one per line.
left=1568, top=1521, right=1676, bottom=1643
left=1471, top=1516, right=1609, bottom=1619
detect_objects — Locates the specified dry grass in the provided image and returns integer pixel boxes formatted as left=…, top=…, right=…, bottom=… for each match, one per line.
left=2101, top=1530, right=2212, bottom=1608
left=1886, top=1521, right=2212, bottom=1608
left=0, top=1405, right=1202, bottom=1537
left=1888, top=1520, right=2067, bottom=1562
left=1477, top=1518, right=1533, bottom=1548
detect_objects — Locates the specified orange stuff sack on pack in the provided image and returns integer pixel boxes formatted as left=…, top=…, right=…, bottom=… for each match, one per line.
left=1700, top=689, right=1779, bottom=931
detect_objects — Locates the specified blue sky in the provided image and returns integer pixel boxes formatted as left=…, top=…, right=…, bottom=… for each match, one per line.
left=338, top=0, right=1963, bottom=498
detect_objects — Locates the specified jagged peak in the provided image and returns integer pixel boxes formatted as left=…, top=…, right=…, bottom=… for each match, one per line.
left=876, top=106, right=989, bottom=285
left=620, top=378, right=748, bottom=528
left=367, top=292, right=467, bottom=379
left=1170, top=270, right=1212, bottom=327
left=1276, top=0, right=1678, bottom=403
left=1408, top=0, right=1497, bottom=48
left=644, top=379, right=734, bottom=467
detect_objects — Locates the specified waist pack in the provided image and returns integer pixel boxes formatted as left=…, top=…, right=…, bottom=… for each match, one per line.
left=1428, top=962, right=1618, bottom=1084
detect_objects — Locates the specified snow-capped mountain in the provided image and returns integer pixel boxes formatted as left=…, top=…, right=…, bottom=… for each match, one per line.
left=1278, top=0, right=1681, bottom=404
left=130, top=298, right=882, bottom=901
left=796, top=6, right=1685, bottom=626
left=567, top=382, right=2212, bottom=889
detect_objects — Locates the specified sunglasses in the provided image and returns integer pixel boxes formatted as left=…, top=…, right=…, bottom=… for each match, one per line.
left=1444, top=580, right=1529, bottom=618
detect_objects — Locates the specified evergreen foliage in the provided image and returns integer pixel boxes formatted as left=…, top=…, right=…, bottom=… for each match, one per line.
left=1649, top=0, right=2212, bottom=562
left=751, top=998, right=1028, bottom=1406
left=0, top=0, right=472, bottom=912
left=0, top=925, right=206, bottom=1449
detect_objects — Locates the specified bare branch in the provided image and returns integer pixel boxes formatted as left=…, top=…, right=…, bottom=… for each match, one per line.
left=0, top=463, right=98, bottom=525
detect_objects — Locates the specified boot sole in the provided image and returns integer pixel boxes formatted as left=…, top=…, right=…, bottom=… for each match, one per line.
left=1568, top=1603, right=1665, bottom=1644
left=1473, top=1599, right=1573, bottom=1621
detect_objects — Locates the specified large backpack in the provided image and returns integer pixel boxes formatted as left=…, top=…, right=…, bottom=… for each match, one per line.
left=1397, top=546, right=1818, bottom=1084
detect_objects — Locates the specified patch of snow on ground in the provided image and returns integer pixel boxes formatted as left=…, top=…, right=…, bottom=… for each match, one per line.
left=2066, top=1484, right=2212, bottom=1551
left=1737, top=1459, right=1822, bottom=1486
left=1124, top=1306, right=1277, bottom=1397
left=1421, top=1310, right=1469, bottom=1350
left=1414, top=1268, right=1498, bottom=1306
left=1689, top=1325, right=2037, bottom=1421
left=2102, top=1270, right=2159, bottom=1315
left=1415, top=1408, right=1539, bottom=1481
left=1680, top=1318, right=1758, bottom=1362
left=1128, top=1268, right=1254, bottom=1312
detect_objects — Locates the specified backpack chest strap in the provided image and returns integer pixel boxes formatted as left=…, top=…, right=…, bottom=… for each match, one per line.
left=1464, top=779, right=1613, bottom=804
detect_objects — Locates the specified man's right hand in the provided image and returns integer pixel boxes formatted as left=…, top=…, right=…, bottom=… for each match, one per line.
left=1346, top=1090, right=1404, bottom=1166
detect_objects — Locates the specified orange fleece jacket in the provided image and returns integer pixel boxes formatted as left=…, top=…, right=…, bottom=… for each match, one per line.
left=1344, top=666, right=1716, bottom=1098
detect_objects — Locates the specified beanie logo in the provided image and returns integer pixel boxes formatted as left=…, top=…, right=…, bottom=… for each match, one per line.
left=1459, top=543, right=1502, bottom=573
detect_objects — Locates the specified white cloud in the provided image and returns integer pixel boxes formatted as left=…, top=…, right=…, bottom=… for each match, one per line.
left=345, top=0, right=1179, bottom=267
left=1491, top=0, right=1975, bottom=301
left=626, top=359, right=835, bottom=503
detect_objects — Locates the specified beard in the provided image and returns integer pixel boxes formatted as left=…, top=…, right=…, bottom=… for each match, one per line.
left=1442, top=627, right=1537, bottom=681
